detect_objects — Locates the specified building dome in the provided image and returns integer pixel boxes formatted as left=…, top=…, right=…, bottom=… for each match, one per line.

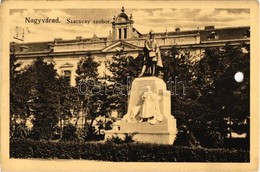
left=117, top=12, right=129, bottom=21
left=116, top=7, right=129, bottom=22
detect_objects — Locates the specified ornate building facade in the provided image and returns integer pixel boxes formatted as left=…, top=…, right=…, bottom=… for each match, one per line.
left=11, top=7, right=250, bottom=86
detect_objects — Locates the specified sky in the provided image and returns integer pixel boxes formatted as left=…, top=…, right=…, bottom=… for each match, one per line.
left=9, top=8, right=250, bottom=43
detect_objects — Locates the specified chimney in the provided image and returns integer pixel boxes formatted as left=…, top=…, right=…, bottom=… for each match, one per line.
left=205, top=26, right=215, bottom=31
left=76, top=36, right=83, bottom=40
left=19, top=45, right=29, bottom=52
left=47, top=43, right=54, bottom=52
left=175, top=28, right=180, bottom=32
left=54, top=38, right=63, bottom=44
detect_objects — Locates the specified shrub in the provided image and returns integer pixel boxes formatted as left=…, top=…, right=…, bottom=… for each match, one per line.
left=106, top=133, right=136, bottom=144
left=174, top=125, right=200, bottom=147
left=123, top=133, right=136, bottom=143
left=12, top=122, right=30, bottom=139
left=62, top=124, right=77, bottom=141
left=106, top=135, right=124, bottom=144
left=105, top=121, right=113, bottom=130
left=10, top=138, right=249, bottom=162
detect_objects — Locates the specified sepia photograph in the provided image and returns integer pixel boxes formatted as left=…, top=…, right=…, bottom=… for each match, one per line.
left=1, top=0, right=259, bottom=171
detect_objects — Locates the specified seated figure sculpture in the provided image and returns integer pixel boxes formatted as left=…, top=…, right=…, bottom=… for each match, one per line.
left=122, top=86, right=163, bottom=125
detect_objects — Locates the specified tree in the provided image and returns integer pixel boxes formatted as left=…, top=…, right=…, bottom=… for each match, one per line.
left=75, top=53, right=104, bottom=140
left=162, top=44, right=249, bottom=147
left=56, top=77, right=79, bottom=139
left=106, top=50, right=142, bottom=116
left=193, top=44, right=250, bottom=146
left=10, top=49, right=31, bottom=138
left=18, top=58, right=65, bottom=140
left=161, top=47, right=202, bottom=145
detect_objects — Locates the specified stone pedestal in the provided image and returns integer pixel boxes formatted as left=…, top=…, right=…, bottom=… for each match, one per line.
left=105, top=77, right=177, bottom=145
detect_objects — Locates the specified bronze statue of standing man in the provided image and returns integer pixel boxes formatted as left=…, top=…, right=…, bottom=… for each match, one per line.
left=139, top=30, right=163, bottom=77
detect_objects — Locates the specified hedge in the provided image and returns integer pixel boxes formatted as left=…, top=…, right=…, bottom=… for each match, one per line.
left=10, top=139, right=249, bottom=162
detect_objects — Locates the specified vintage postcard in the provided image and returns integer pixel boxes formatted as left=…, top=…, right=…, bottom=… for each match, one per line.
left=1, top=0, right=259, bottom=171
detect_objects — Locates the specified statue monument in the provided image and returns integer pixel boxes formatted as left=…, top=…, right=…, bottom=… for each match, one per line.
left=139, top=30, right=163, bottom=77
left=105, top=30, right=177, bottom=145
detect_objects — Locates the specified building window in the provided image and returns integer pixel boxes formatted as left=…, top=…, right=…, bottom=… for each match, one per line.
left=118, top=28, right=122, bottom=39
left=63, top=70, right=71, bottom=84
left=124, top=28, right=127, bottom=39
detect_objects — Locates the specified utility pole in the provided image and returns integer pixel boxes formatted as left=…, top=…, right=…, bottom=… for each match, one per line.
left=13, top=26, right=30, bottom=42
left=13, top=26, right=24, bottom=42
